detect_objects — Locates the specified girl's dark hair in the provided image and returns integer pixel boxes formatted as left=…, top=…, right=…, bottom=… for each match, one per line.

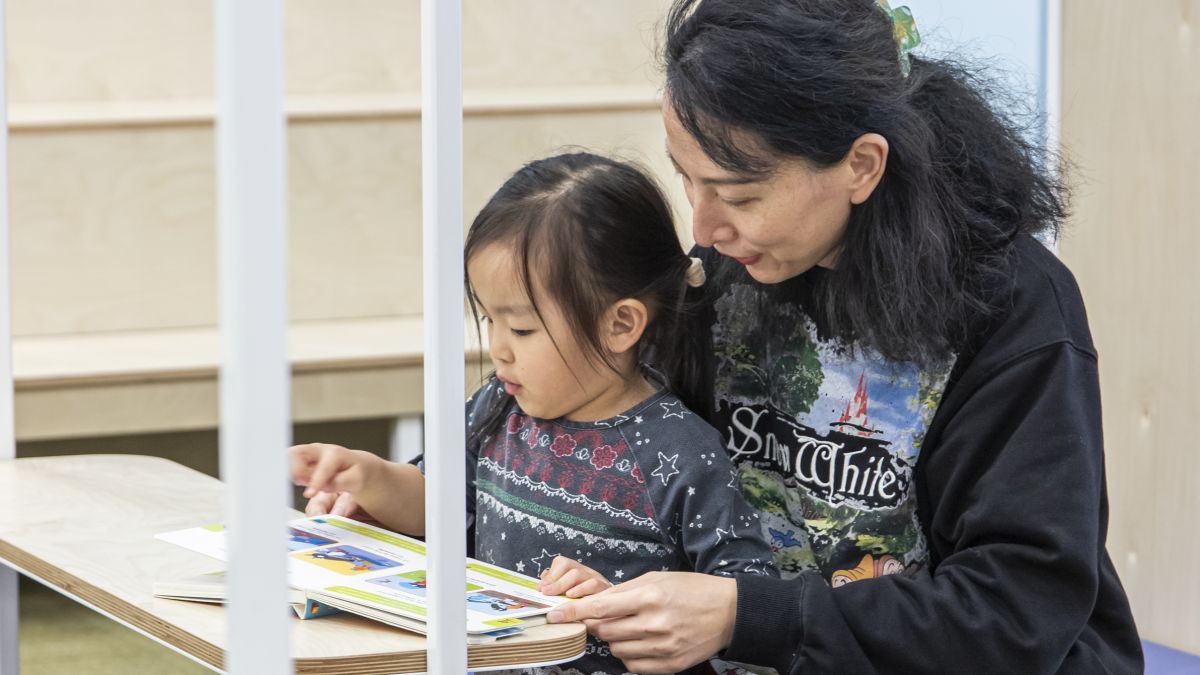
left=664, top=0, right=1067, bottom=365
left=465, top=152, right=711, bottom=443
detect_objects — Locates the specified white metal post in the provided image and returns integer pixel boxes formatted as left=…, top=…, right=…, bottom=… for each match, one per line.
left=422, top=0, right=467, bottom=672
left=389, top=415, right=425, bottom=464
left=0, top=1, right=18, bottom=671
left=1042, top=0, right=1063, bottom=254
left=215, top=2, right=291, bottom=674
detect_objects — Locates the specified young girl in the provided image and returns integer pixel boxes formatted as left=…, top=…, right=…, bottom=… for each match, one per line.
left=289, top=152, right=776, bottom=675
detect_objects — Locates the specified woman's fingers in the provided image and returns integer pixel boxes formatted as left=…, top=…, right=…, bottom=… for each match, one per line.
left=565, top=577, right=610, bottom=598
left=549, top=572, right=738, bottom=673
left=547, top=582, right=644, bottom=623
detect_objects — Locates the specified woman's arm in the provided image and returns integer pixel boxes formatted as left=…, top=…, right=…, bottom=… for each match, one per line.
left=554, top=343, right=1138, bottom=674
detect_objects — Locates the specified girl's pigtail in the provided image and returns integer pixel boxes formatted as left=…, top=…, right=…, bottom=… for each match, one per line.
left=652, top=256, right=715, bottom=423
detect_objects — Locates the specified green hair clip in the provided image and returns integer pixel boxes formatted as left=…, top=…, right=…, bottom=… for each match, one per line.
left=875, top=0, right=922, bottom=78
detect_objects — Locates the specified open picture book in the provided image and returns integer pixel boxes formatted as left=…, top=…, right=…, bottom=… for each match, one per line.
left=154, top=514, right=569, bottom=644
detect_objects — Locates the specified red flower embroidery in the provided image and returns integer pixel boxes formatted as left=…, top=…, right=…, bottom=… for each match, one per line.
left=631, top=463, right=644, bottom=484
left=623, top=492, right=640, bottom=510
left=550, top=434, right=577, bottom=457
left=506, top=414, right=522, bottom=434
left=540, top=465, right=553, bottom=482
left=600, top=484, right=617, bottom=502
left=590, top=444, right=617, bottom=470
left=557, top=470, right=573, bottom=489
left=580, top=478, right=595, bottom=495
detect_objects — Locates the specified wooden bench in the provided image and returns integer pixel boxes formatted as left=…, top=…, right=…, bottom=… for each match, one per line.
left=12, top=316, right=490, bottom=458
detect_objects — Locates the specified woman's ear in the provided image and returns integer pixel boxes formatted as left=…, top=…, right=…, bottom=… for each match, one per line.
left=843, top=132, right=889, bottom=205
left=603, top=299, right=650, bottom=355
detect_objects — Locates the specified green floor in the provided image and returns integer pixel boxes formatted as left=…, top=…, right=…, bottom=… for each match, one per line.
left=19, top=579, right=211, bottom=674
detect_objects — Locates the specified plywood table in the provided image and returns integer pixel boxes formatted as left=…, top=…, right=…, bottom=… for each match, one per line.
left=0, top=454, right=586, bottom=673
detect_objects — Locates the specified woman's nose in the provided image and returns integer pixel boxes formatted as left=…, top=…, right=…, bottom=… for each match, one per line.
left=691, top=197, right=735, bottom=247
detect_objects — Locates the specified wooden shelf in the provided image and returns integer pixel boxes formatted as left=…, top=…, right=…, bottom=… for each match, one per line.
left=12, top=317, right=491, bottom=441
left=9, top=85, right=662, bottom=131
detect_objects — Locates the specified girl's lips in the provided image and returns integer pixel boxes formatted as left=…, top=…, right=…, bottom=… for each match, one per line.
left=732, top=254, right=762, bottom=266
left=498, top=378, right=522, bottom=396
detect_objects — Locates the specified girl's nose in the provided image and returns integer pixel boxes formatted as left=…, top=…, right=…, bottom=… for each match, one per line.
left=488, top=335, right=513, bottom=365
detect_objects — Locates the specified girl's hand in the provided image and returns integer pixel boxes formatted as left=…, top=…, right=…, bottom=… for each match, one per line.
left=289, top=443, right=382, bottom=499
left=301, top=489, right=381, bottom=521
left=546, top=571, right=737, bottom=673
left=537, top=556, right=613, bottom=598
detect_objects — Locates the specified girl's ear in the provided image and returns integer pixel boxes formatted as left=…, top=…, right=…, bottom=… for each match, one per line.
left=843, top=132, right=889, bottom=205
left=603, top=299, right=650, bottom=355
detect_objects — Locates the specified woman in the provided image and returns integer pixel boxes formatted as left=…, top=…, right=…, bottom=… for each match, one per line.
left=541, top=0, right=1143, bottom=673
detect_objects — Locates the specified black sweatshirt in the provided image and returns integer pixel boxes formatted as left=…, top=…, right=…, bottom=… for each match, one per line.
left=699, top=236, right=1142, bottom=674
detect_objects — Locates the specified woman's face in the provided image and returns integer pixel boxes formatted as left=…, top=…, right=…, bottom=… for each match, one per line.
left=664, top=102, right=853, bottom=283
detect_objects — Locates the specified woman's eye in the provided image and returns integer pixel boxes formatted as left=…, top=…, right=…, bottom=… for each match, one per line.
left=721, top=197, right=755, bottom=208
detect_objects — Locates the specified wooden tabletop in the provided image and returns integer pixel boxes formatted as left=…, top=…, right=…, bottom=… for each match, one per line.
left=0, top=454, right=586, bottom=673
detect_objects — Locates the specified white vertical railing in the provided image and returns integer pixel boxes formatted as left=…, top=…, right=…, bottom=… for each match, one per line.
left=214, top=1, right=291, bottom=674
left=0, top=0, right=18, bottom=671
left=421, top=0, right=467, bottom=672
left=1042, top=0, right=1063, bottom=253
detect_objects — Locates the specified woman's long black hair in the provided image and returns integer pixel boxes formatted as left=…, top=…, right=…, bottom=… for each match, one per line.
left=664, top=0, right=1067, bottom=365
left=465, top=152, right=711, bottom=445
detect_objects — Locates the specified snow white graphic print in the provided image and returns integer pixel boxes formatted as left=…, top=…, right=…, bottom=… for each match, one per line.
left=711, top=282, right=952, bottom=583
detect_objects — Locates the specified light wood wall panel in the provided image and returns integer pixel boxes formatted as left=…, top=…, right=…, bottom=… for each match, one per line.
left=8, top=109, right=670, bottom=335
left=1060, top=0, right=1199, bottom=653
left=7, top=0, right=668, bottom=103
left=8, top=126, right=217, bottom=335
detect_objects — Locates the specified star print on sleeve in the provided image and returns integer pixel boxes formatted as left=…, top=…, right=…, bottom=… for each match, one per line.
left=659, top=400, right=689, bottom=419
left=529, top=548, right=557, bottom=575
left=650, top=452, right=680, bottom=486
left=714, top=525, right=741, bottom=544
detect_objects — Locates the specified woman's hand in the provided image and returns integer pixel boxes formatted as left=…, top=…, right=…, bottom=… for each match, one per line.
left=537, top=556, right=613, bottom=598
left=547, top=571, right=738, bottom=674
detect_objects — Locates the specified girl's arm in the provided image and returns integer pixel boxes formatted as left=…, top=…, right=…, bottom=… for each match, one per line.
left=633, top=416, right=777, bottom=579
left=290, top=443, right=426, bottom=535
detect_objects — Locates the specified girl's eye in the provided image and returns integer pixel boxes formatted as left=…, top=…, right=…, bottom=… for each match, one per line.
left=511, top=328, right=534, bottom=337
left=721, top=197, right=755, bottom=208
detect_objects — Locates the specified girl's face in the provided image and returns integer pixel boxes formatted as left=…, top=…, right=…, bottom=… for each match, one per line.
left=468, top=242, right=620, bottom=422
left=664, top=102, right=853, bottom=283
